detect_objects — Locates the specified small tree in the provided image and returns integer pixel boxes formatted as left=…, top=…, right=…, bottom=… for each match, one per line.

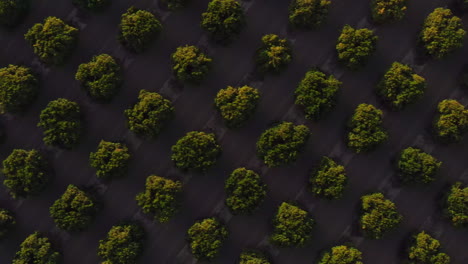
left=187, top=218, right=228, bottom=261
left=75, top=54, right=122, bottom=102
left=161, top=0, right=188, bottom=11
left=360, top=193, right=402, bottom=239
left=445, top=182, right=468, bottom=227
left=171, top=131, right=221, bottom=172
left=73, top=0, right=108, bottom=11
left=294, top=69, right=342, bottom=120
left=136, top=175, right=182, bottom=223
left=89, top=140, right=131, bottom=180
left=225, top=168, right=266, bottom=214
left=12, top=232, right=61, bottom=264
left=420, top=8, right=465, bottom=59
left=38, top=98, right=82, bottom=149
left=214, top=85, right=260, bottom=128
left=0, top=209, right=15, bottom=238
left=2, top=149, right=49, bottom=198
left=318, top=245, right=363, bottom=264
left=288, top=0, right=330, bottom=29
left=310, top=157, right=347, bottom=199
left=98, top=223, right=145, bottom=264
left=118, top=7, right=162, bottom=53
left=0, top=0, right=29, bottom=27
left=256, top=34, right=292, bottom=74
left=171, top=45, right=212, bottom=84
left=371, top=0, right=407, bottom=23
left=336, top=25, right=377, bottom=69
left=239, top=251, right=270, bottom=264
left=397, top=147, right=441, bottom=184
left=347, top=104, right=387, bottom=153
left=270, top=202, right=314, bottom=247
left=0, top=64, right=38, bottom=113
left=433, top=99, right=468, bottom=142
left=201, top=0, right=245, bottom=44
left=408, top=231, right=450, bottom=264
left=24, top=17, right=78, bottom=65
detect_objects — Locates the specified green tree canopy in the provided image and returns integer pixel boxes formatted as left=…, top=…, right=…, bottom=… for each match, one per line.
left=445, top=182, right=468, bottom=227
left=336, top=25, right=377, bottom=69
left=187, top=217, right=228, bottom=261
left=408, top=231, right=450, bottom=264
left=38, top=98, right=82, bottom=149
left=0, top=0, right=29, bottom=27
left=0, top=208, right=15, bottom=238
left=24, top=16, right=78, bottom=65
left=118, top=7, right=162, bottom=53
left=397, top=147, right=441, bottom=184
left=433, top=99, right=468, bottom=142
left=75, top=54, right=122, bottom=102
left=89, top=140, right=131, bottom=180
left=214, top=85, right=260, bottom=128
left=310, top=157, right=347, bottom=199
left=239, top=251, right=270, bottom=264
left=201, top=0, right=245, bottom=44
left=371, top=0, right=407, bottom=23
left=0, top=64, right=38, bottom=113
left=360, top=193, right=402, bottom=239
left=270, top=202, right=314, bottom=247
left=318, top=245, right=363, bottom=264
left=2, top=149, right=49, bottom=198
left=225, top=168, right=266, bottom=214
left=171, top=45, right=212, bottom=84
left=347, top=103, right=387, bottom=153
left=136, top=175, right=182, bottom=223
left=161, top=0, right=188, bottom=11
left=98, top=223, right=145, bottom=264
left=288, top=0, right=330, bottom=29
left=73, top=0, right=108, bottom=11
left=420, top=8, right=465, bottom=59
left=12, top=232, right=61, bottom=264
left=256, top=34, right=292, bottom=74
left=294, top=69, right=342, bottom=120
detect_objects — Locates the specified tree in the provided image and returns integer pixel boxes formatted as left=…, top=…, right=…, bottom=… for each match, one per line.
left=336, top=25, right=377, bottom=69
left=420, top=8, right=465, bottom=59
left=433, top=99, right=468, bottom=142
left=12, top=232, right=61, bottom=264
left=257, top=122, right=310, bottom=167
left=270, top=202, right=314, bottom=247
left=2, top=149, right=49, bottom=198
left=347, top=104, right=387, bottom=153
left=135, top=175, right=182, bottom=223
left=0, top=64, right=38, bottom=113
left=171, top=45, right=212, bottom=84
left=359, top=193, right=402, bottom=239
left=294, top=69, right=342, bottom=120
left=371, top=0, right=407, bottom=23
left=160, top=0, right=188, bottom=11
left=171, top=131, right=221, bottom=172
left=408, top=231, right=450, bottom=264
left=378, top=62, right=426, bottom=109
left=318, top=245, right=363, bottom=264
left=0, top=0, right=29, bottom=27
left=73, top=0, right=108, bottom=11
left=225, top=168, right=266, bottom=214
left=89, top=140, right=131, bottom=180
left=98, top=223, right=145, bottom=264
left=239, top=251, right=270, bottom=264
left=49, top=185, right=97, bottom=231
left=187, top=218, right=228, bottom=261
left=38, top=98, right=82, bottom=149
left=214, top=85, right=260, bottom=128
left=124, top=90, right=174, bottom=138
left=256, top=34, right=292, bottom=74
left=288, top=0, right=330, bottom=29
left=310, top=157, right=347, bottom=199
left=397, top=147, right=441, bottom=184
left=24, top=17, right=78, bottom=65
left=75, top=54, right=122, bottom=102
left=0, top=209, right=15, bottom=238
left=118, top=7, right=162, bottom=53
left=445, top=182, right=468, bottom=227
left=201, top=0, right=245, bottom=44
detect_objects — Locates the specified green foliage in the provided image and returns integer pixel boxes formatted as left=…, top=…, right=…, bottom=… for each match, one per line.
left=2, top=149, right=49, bottom=198
left=124, top=89, right=174, bottom=138
left=187, top=218, right=228, bottom=261
left=433, top=99, right=468, bottom=142
left=0, top=209, right=15, bottom=238
left=420, top=8, right=466, bottom=59
left=397, top=147, right=441, bottom=184
left=347, top=104, right=387, bottom=153
left=336, top=25, right=377, bottom=69
left=256, top=34, right=292, bottom=74
left=118, top=7, right=162, bottom=53
left=239, top=251, right=270, bottom=264
left=38, top=98, right=82, bottom=149
left=171, top=131, right=221, bottom=172
left=75, top=54, right=122, bottom=101
left=445, top=182, right=468, bottom=227
left=257, top=122, right=310, bottom=167
left=49, top=185, right=97, bottom=231
left=294, top=69, right=341, bottom=120
left=201, top=0, right=245, bottom=44
left=73, top=0, right=108, bottom=11
left=318, top=245, right=363, bottom=264
left=310, top=157, right=347, bottom=199
left=89, top=140, right=131, bottom=180
left=288, top=0, right=330, bottom=29
left=371, top=0, right=407, bottom=23
left=0, top=0, right=29, bottom=27
left=161, top=0, right=188, bottom=11
left=98, top=223, right=144, bottom=264
left=12, top=232, right=60, bottom=264
left=0, top=64, right=38, bottom=113
left=24, top=17, right=78, bottom=65
left=171, top=45, right=212, bottom=84
left=360, top=193, right=402, bottom=239
left=270, top=202, right=314, bottom=247
left=225, top=168, right=266, bottom=214
left=408, top=231, right=450, bottom=264
left=136, top=175, right=182, bottom=223
left=214, top=85, right=260, bottom=128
